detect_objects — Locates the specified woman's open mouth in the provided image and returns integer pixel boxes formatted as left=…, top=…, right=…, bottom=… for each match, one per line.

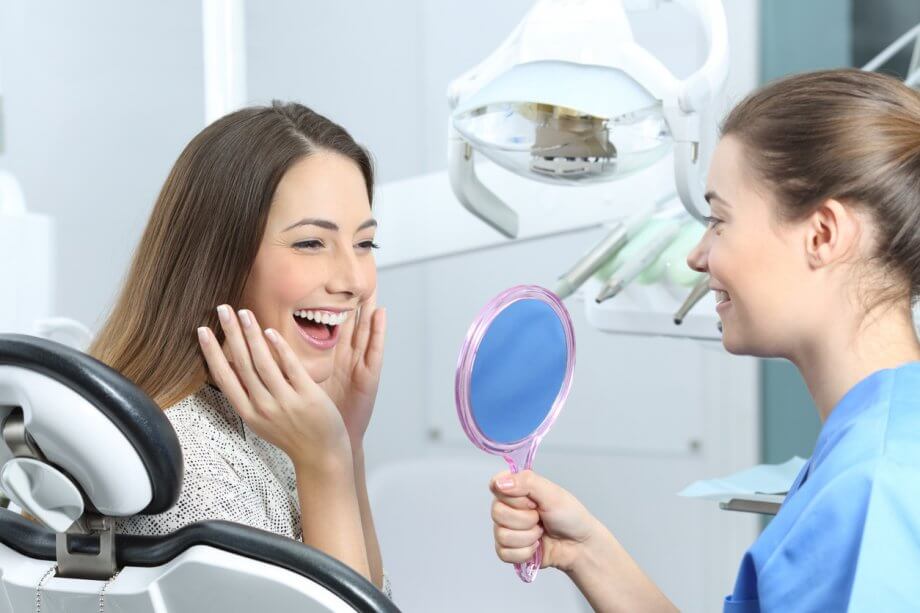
left=293, top=309, right=348, bottom=350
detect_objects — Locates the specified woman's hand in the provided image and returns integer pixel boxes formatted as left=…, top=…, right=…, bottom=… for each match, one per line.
left=318, top=293, right=386, bottom=451
left=197, top=305, right=352, bottom=470
left=490, top=470, right=602, bottom=574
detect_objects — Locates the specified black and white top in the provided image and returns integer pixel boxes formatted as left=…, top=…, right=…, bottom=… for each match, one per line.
left=115, top=384, right=391, bottom=598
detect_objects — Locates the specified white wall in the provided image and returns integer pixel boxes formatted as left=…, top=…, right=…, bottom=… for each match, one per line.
left=0, top=1, right=205, bottom=329
left=0, top=2, right=762, bottom=611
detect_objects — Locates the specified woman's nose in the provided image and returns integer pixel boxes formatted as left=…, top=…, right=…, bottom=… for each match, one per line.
left=686, top=233, right=710, bottom=273
left=328, top=249, right=368, bottom=298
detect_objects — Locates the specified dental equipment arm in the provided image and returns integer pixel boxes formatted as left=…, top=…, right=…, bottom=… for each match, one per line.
left=448, top=126, right=519, bottom=238
left=667, top=0, right=728, bottom=222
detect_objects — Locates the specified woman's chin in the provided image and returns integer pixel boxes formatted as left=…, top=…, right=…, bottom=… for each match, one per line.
left=301, top=358, right=334, bottom=383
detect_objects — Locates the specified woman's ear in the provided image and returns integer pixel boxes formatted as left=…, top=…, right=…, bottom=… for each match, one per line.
left=804, top=198, right=862, bottom=269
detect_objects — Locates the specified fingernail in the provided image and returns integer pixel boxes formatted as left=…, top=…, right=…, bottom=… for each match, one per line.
left=197, top=327, right=209, bottom=344
left=217, top=305, right=231, bottom=324
left=496, top=477, right=514, bottom=490
left=265, top=328, right=279, bottom=343
left=238, top=309, right=252, bottom=328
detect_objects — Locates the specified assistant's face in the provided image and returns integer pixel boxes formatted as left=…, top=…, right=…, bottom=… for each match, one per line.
left=687, top=136, right=822, bottom=358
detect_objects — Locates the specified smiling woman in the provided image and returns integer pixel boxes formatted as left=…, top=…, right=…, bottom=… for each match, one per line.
left=88, top=101, right=391, bottom=597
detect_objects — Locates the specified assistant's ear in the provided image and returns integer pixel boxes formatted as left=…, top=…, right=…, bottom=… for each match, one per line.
left=804, top=198, right=862, bottom=269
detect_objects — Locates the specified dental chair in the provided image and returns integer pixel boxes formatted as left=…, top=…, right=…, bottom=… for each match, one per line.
left=0, top=334, right=399, bottom=613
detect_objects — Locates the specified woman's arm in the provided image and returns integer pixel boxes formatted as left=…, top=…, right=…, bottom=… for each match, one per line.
left=198, top=306, right=373, bottom=580
left=318, top=301, right=388, bottom=588
left=352, top=446, right=384, bottom=588
left=295, top=445, right=371, bottom=580
left=492, top=470, right=677, bottom=613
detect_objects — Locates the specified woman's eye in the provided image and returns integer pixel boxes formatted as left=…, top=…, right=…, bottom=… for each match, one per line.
left=703, top=216, right=723, bottom=230
left=357, top=240, right=380, bottom=250
left=293, top=239, right=324, bottom=250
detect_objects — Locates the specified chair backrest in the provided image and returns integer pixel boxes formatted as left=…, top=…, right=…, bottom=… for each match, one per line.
left=0, top=333, right=182, bottom=519
left=0, top=334, right=399, bottom=613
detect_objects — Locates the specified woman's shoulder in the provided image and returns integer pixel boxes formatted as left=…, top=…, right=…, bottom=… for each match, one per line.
left=164, top=385, right=244, bottom=442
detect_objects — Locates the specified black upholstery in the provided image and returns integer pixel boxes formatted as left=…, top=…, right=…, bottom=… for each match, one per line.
left=0, top=509, right=399, bottom=613
left=0, top=334, right=182, bottom=514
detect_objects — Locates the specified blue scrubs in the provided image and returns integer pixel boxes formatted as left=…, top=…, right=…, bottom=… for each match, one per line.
left=724, top=362, right=920, bottom=612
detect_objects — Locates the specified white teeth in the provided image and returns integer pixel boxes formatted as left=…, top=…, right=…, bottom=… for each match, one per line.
left=293, top=309, right=348, bottom=326
left=715, top=290, right=730, bottom=304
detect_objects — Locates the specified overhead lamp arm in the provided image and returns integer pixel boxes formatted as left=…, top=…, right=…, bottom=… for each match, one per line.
left=447, top=124, right=519, bottom=238
left=666, top=0, right=728, bottom=222
left=674, top=0, right=729, bottom=113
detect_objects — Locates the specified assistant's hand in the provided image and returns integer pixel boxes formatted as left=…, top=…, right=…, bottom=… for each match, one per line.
left=319, top=293, right=386, bottom=450
left=490, top=470, right=602, bottom=574
left=198, top=305, right=351, bottom=470
left=491, top=471, right=678, bottom=613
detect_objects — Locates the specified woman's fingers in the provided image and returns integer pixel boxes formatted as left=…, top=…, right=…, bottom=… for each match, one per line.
left=364, top=308, right=386, bottom=372
left=352, top=293, right=375, bottom=355
left=216, top=305, right=273, bottom=409
left=264, top=326, right=317, bottom=393
left=235, top=309, right=294, bottom=401
left=197, top=326, right=256, bottom=420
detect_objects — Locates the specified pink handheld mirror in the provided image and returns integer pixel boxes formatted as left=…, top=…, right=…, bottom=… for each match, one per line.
left=455, top=285, right=575, bottom=583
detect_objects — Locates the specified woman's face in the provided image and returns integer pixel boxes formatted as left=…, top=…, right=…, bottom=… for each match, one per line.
left=240, top=151, right=377, bottom=383
left=687, top=136, right=824, bottom=358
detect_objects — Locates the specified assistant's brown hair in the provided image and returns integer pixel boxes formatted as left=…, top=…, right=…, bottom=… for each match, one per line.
left=720, top=68, right=920, bottom=306
left=90, top=101, right=374, bottom=408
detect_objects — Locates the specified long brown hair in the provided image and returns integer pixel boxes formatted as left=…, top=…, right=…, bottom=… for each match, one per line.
left=721, top=68, right=920, bottom=306
left=90, top=101, right=374, bottom=408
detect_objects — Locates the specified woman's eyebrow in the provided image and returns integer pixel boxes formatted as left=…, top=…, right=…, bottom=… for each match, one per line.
left=282, top=218, right=377, bottom=232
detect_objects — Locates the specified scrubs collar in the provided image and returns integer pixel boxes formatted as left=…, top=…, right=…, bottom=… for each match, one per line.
left=812, top=361, right=920, bottom=468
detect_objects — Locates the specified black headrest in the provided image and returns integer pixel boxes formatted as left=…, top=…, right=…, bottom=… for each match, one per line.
left=0, top=334, right=182, bottom=514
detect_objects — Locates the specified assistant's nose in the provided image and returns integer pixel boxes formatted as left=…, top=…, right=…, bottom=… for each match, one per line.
left=686, top=229, right=711, bottom=274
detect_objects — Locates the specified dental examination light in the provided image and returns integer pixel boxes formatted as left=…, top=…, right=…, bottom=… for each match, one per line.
left=447, top=0, right=728, bottom=240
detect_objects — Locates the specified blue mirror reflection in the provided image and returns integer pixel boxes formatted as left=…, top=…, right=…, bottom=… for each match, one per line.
left=469, top=298, right=568, bottom=444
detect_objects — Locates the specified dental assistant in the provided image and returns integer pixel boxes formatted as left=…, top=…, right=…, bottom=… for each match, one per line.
left=489, top=69, right=920, bottom=612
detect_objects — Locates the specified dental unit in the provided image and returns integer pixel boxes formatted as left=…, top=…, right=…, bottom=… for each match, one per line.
left=445, top=0, right=728, bottom=337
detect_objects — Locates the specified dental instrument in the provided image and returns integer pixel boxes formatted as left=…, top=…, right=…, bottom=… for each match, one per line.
left=554, top=201, right=660, bottom=299
left=595, top=223, right=681, bottom=304
left=673, top=274, right=711, bottom=325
